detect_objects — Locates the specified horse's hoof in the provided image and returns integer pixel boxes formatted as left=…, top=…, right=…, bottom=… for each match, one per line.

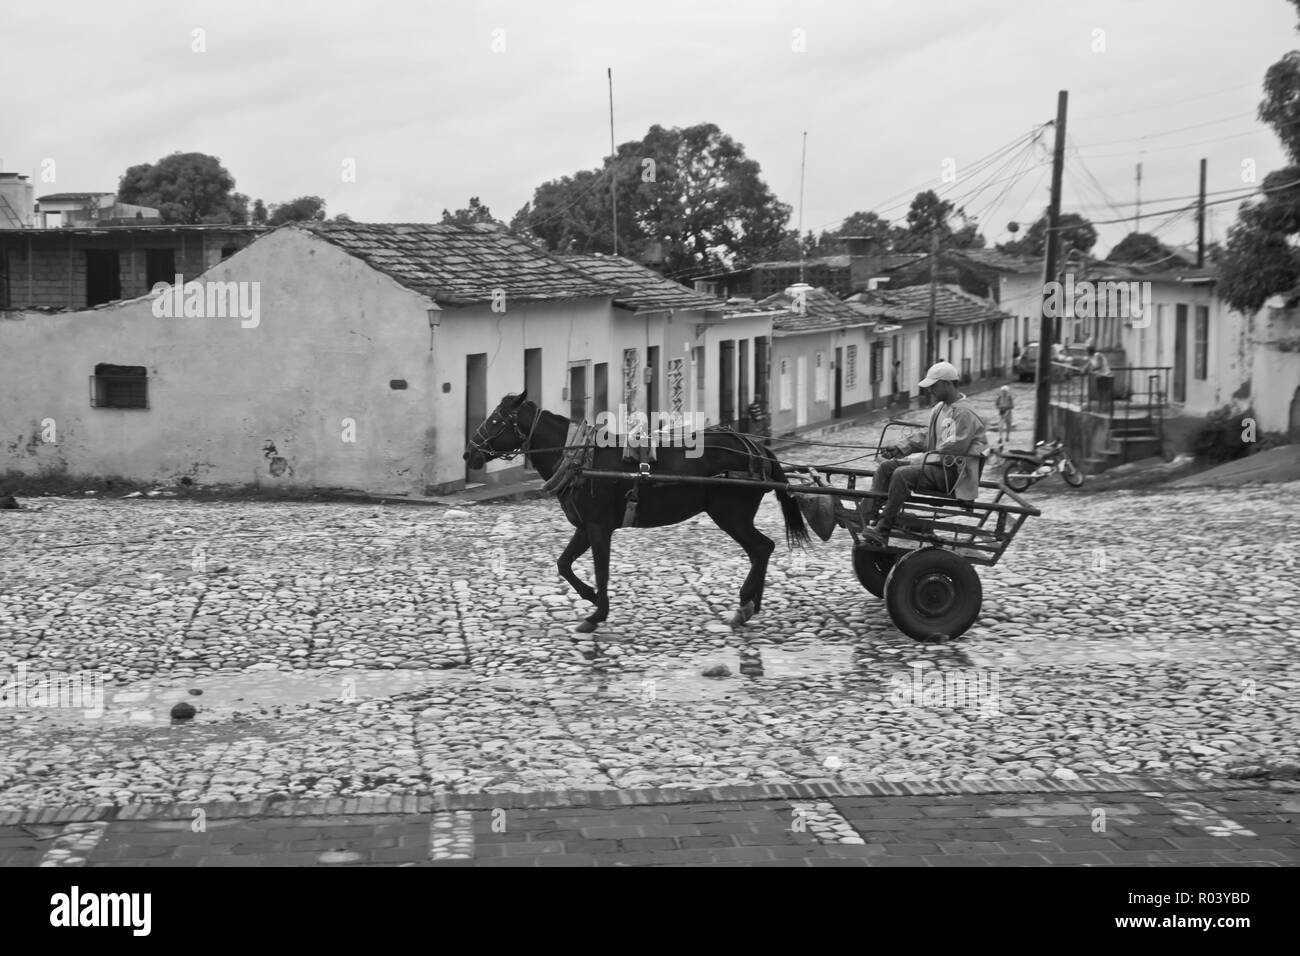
left=728, top=601, right=757, bottom=628
left=575, top=620, right=599, bottom=634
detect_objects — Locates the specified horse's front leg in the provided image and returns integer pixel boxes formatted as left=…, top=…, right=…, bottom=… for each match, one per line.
left=575, top=525, right=612, bottom=633
left=557, top=528, right=597, bottom=605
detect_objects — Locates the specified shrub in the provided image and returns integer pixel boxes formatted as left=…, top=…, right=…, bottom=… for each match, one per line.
left=1191, top=405, right=1253, bottom=464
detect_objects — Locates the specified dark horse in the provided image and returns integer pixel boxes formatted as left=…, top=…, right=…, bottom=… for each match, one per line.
left=464, top=392, right=809, bottom=634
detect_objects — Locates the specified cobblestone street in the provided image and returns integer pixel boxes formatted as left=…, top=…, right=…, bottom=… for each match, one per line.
left=3, top=387, right=1299, bottom=818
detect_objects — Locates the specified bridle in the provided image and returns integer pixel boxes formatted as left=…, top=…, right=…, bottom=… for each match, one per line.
left=466, top=401, right=543, bottom=463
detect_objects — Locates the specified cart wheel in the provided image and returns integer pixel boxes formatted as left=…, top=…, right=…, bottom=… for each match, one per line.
left=883, top=547, right=983, bottom=641
left=1061, top=459, right=1085, bottom=487
left=852, top=545, right=896, bottom=598
left=1002, top=459, right=1035, bottom=492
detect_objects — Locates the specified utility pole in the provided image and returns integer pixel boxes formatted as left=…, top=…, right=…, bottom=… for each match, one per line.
left=1135, top=162, right=1142, bottom=233
left=1196, top=158, right=1207, bottom=268
left=927, top=231, right=939, bottom=366
left=608, top=67, right=618, bottom=256
left=798, top=131, right=808, bottom=284
left=1034, top=90, right=1068, bottom=445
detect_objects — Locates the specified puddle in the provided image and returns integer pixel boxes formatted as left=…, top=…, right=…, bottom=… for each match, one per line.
left=6, top=668, right=473, bottom=728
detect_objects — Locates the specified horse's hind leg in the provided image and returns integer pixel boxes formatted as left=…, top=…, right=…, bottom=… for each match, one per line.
left=707, top=496, right=775, bottom=627
left=558, top=528, right=597, bottom=606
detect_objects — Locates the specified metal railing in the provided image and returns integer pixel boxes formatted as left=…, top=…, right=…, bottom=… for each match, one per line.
left=1049, top=363, right=1171, bottom=460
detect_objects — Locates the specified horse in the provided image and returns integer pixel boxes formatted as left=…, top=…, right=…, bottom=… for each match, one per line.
left=464, top=392, right=809, bottom=634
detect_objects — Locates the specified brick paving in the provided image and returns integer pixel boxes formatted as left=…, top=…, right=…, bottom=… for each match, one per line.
left=3, top=775, right=1295, bottom=867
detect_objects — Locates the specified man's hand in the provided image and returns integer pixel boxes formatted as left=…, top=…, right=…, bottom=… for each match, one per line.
left=880, top=444, right=905, bottom=460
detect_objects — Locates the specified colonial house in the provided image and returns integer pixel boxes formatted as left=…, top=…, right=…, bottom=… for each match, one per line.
left=34, top=191, right=161, bottom=228
left=863, top=284, right=1014, bottom=390
left=751, top=285, right=881, bottom=434
left=0, top=223, right=265, bottom=310
left=0, top=222, right=764, bottom=496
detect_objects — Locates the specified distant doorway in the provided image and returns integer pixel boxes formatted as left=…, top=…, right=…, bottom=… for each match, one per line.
left=1289, top=386, right=1300, bottom=440
left=86, top=249, right=120, bottom=306
left=569, top=363, right=588, bottom=422
left=465, top=353, right=487, bottom=485
left=523, top=347, right=542, bottom=470
left=833, top=346, right=843, bottom=418
left=1174, top=305, right=1188, bottom=403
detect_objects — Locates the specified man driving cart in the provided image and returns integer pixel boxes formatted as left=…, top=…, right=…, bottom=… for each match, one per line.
left=859, top=361, right=989, bottom=547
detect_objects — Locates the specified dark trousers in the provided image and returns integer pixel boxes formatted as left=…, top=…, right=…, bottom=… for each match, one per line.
left=869, top=459, right=959, bottom=527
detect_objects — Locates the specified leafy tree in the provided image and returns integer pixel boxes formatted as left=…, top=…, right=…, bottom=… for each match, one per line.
left=514, top=122, right=792, bottom=275
left=117, top=152, right=246, bottom=224
left=251, top=199, right=268, bottom=224
left=997, top=210, right=1096, bottom=260
left=1220, top=1, right=1300, bottom=313
left=1107, top=232, right=1189, bottom=266
left=892, top=191, right=986, bottom=251
left=267, top=195, right=327, bottom=226
left=441, top=196, right=502, bottom=227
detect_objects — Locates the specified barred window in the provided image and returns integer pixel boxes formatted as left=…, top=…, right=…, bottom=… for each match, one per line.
left=91, top=364, right=148, bottom=409
left=1194, top=306, right=1209, bottom=381
left=845, top=344, right=857, bottom=390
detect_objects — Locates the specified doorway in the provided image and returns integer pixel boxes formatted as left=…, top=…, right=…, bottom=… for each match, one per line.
left=593, top=362, right=609, bottom=418
left=647, top=345, right=660, bottom=414
left=568, top=363, right=588, bottom=422
left=795, top=355, right=808, bottom=427
left=737, top=340, right=749, bottom=430
left=833, top=346, right=843, bottom=418
left=465, top=353, right=488, bottom=485
left=1289, top=386, right=1300, bottom=440
left=1174, top=305, right=1188, bottom=403
left=523, top=348, right=542, bottom=469
left=86, top=249, right=121, bottom=306
left=719, top=339, right=735, bottom=426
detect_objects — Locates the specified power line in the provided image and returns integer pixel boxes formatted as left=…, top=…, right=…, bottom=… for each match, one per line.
left=1075, top=111, right=1256, bottom=149
left=1070, top=81, right=1259, bottom=122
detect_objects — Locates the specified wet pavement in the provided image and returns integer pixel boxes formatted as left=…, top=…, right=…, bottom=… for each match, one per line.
left=1, top=382, right=1298, bottom=820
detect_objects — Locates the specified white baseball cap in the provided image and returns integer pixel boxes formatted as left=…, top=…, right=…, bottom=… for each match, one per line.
left=919, top=361, right=960, bottom=388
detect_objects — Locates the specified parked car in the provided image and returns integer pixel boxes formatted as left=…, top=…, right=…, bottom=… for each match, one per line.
left=1014, top=343, right=1039, bottom=381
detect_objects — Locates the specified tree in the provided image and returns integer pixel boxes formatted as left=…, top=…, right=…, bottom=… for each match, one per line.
left=1220, top=1, right=1300, bottom=313
left=441, top=196, right=501, bottom=227
left=251, top=199, right=268, bottom=224
left=514, top=122, right=792, bottom=275
left=892, top=191, right=986, bottom=252
left=1107, top=232, right=1189, bottom=267
left=117, top=152, right=246, bottom=224
left=997, top=211, right=1097, bottom=260
left=267, top=196, right=327, bottom=226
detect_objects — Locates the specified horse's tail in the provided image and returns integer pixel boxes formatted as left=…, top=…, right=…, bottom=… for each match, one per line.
left=767, top=456, right=811, bottom=550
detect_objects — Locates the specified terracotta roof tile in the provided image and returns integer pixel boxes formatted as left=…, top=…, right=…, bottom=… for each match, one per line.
left=757, top=286, right=870, bottom=333
left=299, top=221, right=616, bottom=305
left=563, top=253, right=726, bottom=312
left=873, top=284, right=1011, bottom=326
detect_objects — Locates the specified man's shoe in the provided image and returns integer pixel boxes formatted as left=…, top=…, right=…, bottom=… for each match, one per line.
left=859, top=522, right=891, bottom=548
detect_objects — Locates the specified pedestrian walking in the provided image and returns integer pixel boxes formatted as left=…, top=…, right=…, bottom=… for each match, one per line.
left=994, top=384, right=1015, bottom=448
left=1085, top=345, right=1113, bottom=411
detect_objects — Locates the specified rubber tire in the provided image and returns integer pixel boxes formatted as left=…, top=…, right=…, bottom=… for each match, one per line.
left=852, top=545, right=896, bottom=598
left=883, top=547, right=983, bottom=642
left=1061, top=458, right=1085, bottom=487
left=1003, top=459, right=1036, bottom=492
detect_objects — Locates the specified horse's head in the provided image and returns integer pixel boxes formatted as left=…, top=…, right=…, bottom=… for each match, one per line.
left=464, top=391, right=532, bottom=469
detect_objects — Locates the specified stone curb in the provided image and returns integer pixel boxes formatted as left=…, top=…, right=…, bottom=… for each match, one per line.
left=0, top=774, right=1280, bottom=826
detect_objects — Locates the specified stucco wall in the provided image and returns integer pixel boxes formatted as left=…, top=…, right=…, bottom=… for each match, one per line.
left=0, top=227, right=437, bottom=493
left=1250, top=305, right=1300, bottom=435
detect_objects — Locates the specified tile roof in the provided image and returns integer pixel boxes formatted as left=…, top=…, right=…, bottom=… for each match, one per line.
left=751, top=255, right=852, bottom=271
left=872, top=284, right=1012, bottom=326
left=0, top=224, right=265, bottom=236
left=757, top=285, right=871, bottom=334
left=298, top=221, right=617, bottom=305
left=843, top=290, right=929, bottom=323
left=36, top=192, right=114, bottom=202
left=949, top=248, right=1040, bottom=273
left=563, top=253, right=725, bottom=312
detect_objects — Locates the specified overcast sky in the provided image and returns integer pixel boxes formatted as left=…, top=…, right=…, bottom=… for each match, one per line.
left=2, top=0, right=1295, bottom=258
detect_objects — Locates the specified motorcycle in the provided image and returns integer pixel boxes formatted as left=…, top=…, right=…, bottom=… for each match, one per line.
left=999, top=438, right=1085, bottom=491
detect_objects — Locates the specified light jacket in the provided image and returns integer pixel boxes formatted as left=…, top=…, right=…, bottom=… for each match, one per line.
left=895, top=394, right=989, bottom=500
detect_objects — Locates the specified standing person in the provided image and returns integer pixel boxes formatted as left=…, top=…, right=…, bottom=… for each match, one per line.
left=1085, top=345, right=1112, bottom=410
left=994, top=384, right=1015, bottom=448
left=860, top=361, right=989, bottom=546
